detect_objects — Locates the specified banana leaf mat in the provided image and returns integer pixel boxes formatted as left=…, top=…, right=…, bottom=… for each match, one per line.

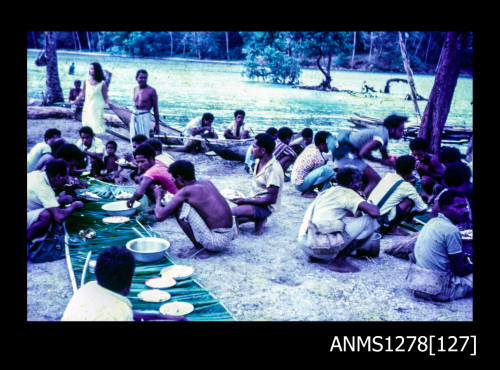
left=64, top=178, right=234, bottom=321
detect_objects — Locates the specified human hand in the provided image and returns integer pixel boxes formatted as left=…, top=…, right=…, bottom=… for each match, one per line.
left=72, top=201, right=84, bottom=210
left=154, top=125, right=160, bottom=134
left=58, top=194, right=74, bottom=206
left=153, top=185, right=165, bottom=200
left=126, top=199, right=134, bottom=208
left=231, top=198, right=246, bottom=205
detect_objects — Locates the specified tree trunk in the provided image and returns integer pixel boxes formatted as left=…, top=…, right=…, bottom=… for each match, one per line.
left=169, top=32, right=174, bottom=57
left=424, top=34, right=432, bottom=65
left=316, top=48, right=331, bottom=90
left=74, top=31, right=82, bottom=51
left=419, top=32, right=466, bottom=154
left=435, top=39, right=445, bottom=73
left=351, top=31, right=356, bottom=68
left=42, top=32, right=64, bottom=106
left=414, top=33, right=424, bottom=58
left=225, top=31, right=230, bottom=60
left=32, top=32, right=38, bottom=49
left=368, top=32, right=373, bottom=63
left=86, top=31, right=93, bottom=51
left=398, top=32, right=422, bottom=121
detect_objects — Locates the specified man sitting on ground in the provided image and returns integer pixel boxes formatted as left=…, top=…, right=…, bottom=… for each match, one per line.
left=409, top=137, right=444, bottom=201
left=32, top=138, right=66, bottom=172
left=224, top=109, right=251, bottom=139
left=232, top=133, right=284, bottom=235
left=298, top=167, right=380, bottom=273
left=153, top=160, right=234, bottom=259
left=145, top=138, right=175, bottom=168
left=368, top=155, right=428, bottom=235
left=27, top=159, right=84, bottom=250
left=76, top=126, right=105, bottom=170
left=126, top=144, right=178, bottom=208
left=329, top=114, right=408, bottom=196
left=118, top=134, right=149, bottom=183
left=61, top=246, right=186, bottom=321
left=27, top=128, right=62, bottom=172
left=411, top=190, right=473, bottom=301
left=291, top=131, right=334, bottom=198
left=245, top=127, right=277, bottom=174
left=171, top=113, right=218, bottom=153
left=290, top=127, right=313, bottom=156
left=438, top=146, right=463, bottom=168
left=273, top=126, right=297, bottom=175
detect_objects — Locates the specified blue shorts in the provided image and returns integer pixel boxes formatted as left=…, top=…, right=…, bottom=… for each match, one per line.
left=253, top=205, right=272, bottom=220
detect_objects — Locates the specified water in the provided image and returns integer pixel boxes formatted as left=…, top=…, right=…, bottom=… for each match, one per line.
left=27, top=50, right=473, bottom=156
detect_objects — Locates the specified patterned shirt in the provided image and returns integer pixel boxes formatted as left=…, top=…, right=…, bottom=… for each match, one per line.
left=251, top=156, right=284, bottom=212
left=61, top=281, right=133, bottom=321
left=291, top=145, right=327, bottom=186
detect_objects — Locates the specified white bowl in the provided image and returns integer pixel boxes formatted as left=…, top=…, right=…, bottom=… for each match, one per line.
left=102, top=200, right=140, bottom=217
left=126, top=237, right=171, bottom=263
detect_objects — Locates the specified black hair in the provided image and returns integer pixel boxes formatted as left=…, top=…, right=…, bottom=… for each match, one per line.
left=45, top=159, right=68, bottom=178
left=383, top=114, right=408, bottom=129
left=55, top=143, right=86, bottom=168
left=90, top=62, right=105, bottom=83
left=95, top=246, right=135, bottom=294
left=131, top=134, right=148, bottom=145
left=277, top=127, right=294, bottom=141
left=169, top=160, right=195, bottom=181
left=438, top=189, right=466, bottom=209
left=336, top=167, right=362, bottom=187
left=50, top=138, right=66, bottom=153
left=409, top=137, right=428, bottom=152
left=202, top=113, right=214, bottom=122
left=44, top=128, right=61, bottom=141
left=439, top=146, right=462, bottom=165
left=254, top=133, right=276, bottom=155
left=106, top=140, right=117, bottom=150
left=234, top=110, right=245, bottom=118
left=443, top=162, right=471, bottom=187
left=136, top=69, right=148, bottom=79
left=145, top=139, right=162, bottom=153
left=133, top=143, right=156, bottom=160
left=395, top=155, right=416, bottom=176
left=79, top=126, right=94, bottom=137
left=314, top=131, right=330, bottom=146
left=265, top=127, right=278, bottom=136
left=74, top=79, right=81, bottom=85
left=301, top=128, right=313, bottom=138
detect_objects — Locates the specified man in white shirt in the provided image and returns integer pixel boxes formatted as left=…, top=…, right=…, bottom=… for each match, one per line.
left=27, top=128, right=61, bottom=172
left=171, top=113, right=217, bottom=153
left=224, top=109, right=251, bottom=139
left=62, top=246, right=187, bottom=321
left=368, top=155, right=427, bottom=235
left=27, top=159, right=83, bottom=246
left=75, top=126, right=105, bottom=169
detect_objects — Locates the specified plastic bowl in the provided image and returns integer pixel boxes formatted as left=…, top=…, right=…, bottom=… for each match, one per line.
left=126, top=237, right=171, bottom=263
left=102, top=200, right=140, bottom=217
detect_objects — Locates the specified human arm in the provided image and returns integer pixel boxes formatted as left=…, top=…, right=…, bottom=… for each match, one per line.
left=126, top=176, right=153, bottom=208
left=154, top=186, right=187, bottom=221
left=151, top=89, right=160, bottom=134
left=47, top=201, right=84, bottom=223
left=133, top=311, right=187, bottom=322
left=358, top=201, right=380, bottom=218
left=101, top=82, right=111, bottom=105
left=232, top=186, right=279, bottom=206
left=34, top=153, right=53, bottom=171
left=224, top=128, right=238, bottom=139
left=449, top=252, right=473, bottom=276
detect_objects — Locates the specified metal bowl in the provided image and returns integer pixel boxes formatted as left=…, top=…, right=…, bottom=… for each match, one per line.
left=126, top=237, right=171, bottom=263
left=102, top=200, right=140, bottom=217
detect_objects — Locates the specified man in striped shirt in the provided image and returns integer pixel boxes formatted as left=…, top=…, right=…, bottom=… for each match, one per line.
left=273, top=127, right=297, bottom=177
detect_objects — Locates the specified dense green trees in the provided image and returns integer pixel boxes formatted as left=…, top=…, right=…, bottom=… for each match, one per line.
left=27, top=31, right=472, bottom=85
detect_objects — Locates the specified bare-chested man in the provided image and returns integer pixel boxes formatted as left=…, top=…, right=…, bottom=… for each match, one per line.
left=153, top=160, right=234, bottom=259
left=132, top=69, right=160, bottom=140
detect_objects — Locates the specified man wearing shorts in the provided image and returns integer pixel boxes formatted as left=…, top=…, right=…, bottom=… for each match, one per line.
left=231, top=133, right=284, bottom=235
left=153, top=160, right=234, bottom=259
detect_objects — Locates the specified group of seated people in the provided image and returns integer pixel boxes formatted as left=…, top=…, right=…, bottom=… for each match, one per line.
left=27, top=111, right=473, bottom=304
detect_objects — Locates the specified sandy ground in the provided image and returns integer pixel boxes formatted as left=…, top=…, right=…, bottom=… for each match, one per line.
left=26, top=118, right=473, bottom=321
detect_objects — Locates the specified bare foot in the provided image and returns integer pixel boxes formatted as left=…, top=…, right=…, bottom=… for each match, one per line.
left=252, top=219, right=266, bottom=235
left=328, top=259, right=360, bottom=273
left=301, top=190, right=317, bottom=198
left=193, top=249, right=213, bottom=259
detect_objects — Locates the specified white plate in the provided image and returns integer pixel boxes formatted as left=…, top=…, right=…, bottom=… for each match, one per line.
left=159, top=301, right=194, bottom=316
left=102, top=216, right=130, bottom=224
left=205, top=151, right=217, bottom=156
left=102, top=200, right=140, bottom=211
left=138, top=289, right=171, bottom=303
left=220, top=188, right=245, bottom=200
left=115, top=192, right=133, bottom=200
left=145, top=276, right=177, bottom=289
left=161, top=265, right=194, bottom=280
left=81, top=191, right=102, bottom=201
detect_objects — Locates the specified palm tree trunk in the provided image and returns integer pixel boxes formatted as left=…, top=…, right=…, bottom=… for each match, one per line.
left=351, top=31, right=356, bottom=68
left=74, top=31, right=82, bottom=51
left=86, top=31, right=93, bottom=51
left=169, top=32, right=174, bottom=57
left=225, top=32, right=230, bottom=60
left=43, top=32, right=64, bottom=105
left=368, top=32, right=373, bottom=63
left=32, top=32, right=38, bottom=49
left=424, top=34, right=432, bottom=65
